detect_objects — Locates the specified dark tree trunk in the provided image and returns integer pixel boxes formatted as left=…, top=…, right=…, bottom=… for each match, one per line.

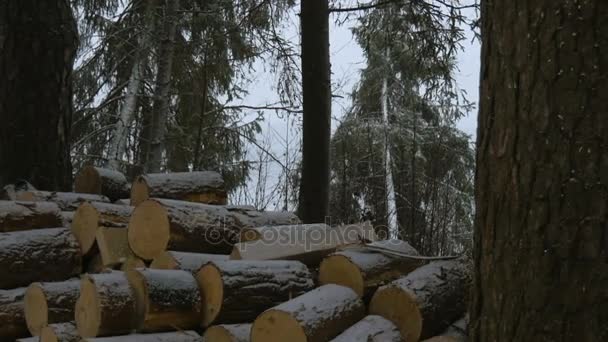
left=471, top=0, right=608, bottom=341
left=0, top=0, right=78, bottom=191
left=298, top=0, right=331, bottom=223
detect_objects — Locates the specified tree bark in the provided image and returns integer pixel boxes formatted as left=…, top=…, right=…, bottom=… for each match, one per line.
left=0, top=0, right=78, bottom=190
left=15, top=191, right=110, bottom=211
left=471, top=1, right=608, bottom=341
left=0, top=287, right=28, bottom=341
left=82, top=331, right=201, bottom=342
left=74, top=167, right=130, bottom=202
left=196, top=260, right=314, bottom=326
left=298, top=0, right=331, bottom=223
left=0, top=201, right=62, bottom=233
left=40, top=322, right=79, bottom=342
left=130, top=171, right=226, bottom=206
left=0, top=228, right=82, bottom=289
left=150, top=251, right=229, bottom=273
left=145, top=0, right=179, bottom=173
left=330, top=315, right=402, bottom=342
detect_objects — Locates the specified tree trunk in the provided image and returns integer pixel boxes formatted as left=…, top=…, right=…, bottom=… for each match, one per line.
left=471, top=1, right=608, bottom=341
left=15, top=191, right=110, bottom=211
left=196, top=260, right=314, bottom=326
left=130, top=171, right=226, bottom=206
left=145, top=0, right=178, bottom=173
left=298, top=0, right=331, bottom=223
left=24, top=280, right=80, bottom=336
left=330, top=315, right=402, bottom=342
left=0, top=201, right=62, bottom=233
left=251, top=284, right=365, bottom=342
left=0, top=0, right=78, bottom=190
left=0, top=228, right=82, bottom=289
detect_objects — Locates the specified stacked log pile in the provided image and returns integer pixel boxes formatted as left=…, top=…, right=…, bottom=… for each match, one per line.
left=0, top=170, right=470, bottom=342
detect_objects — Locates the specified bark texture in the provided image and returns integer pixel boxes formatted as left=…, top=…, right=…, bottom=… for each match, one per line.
left=298, top=0, right=331, bottom=223
left=0, top=287, right=28, bottom=341
left=0, top=228, right=82, bottom=289
left=74, top=167, right=130, bottom=202
left=82, top=331, right=201, bottom=342
left=330, top=315, right=402, bottom=342
left=0, top=201, right=62, bottom=233
left=0, top=0, right=78, bottom=190
left=16, top=191, right=110, bottom=211
left=130, top=171, right=226, bottom=206
left=150, top=251, right=229, bottom=273
left=472, top=1, right=608, bottom=341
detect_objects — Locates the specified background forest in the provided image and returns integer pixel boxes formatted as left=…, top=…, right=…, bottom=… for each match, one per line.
left=68, top=0, right=477, bottom=255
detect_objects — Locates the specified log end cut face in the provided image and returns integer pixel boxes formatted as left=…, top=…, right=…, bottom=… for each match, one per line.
left=251, top=310, right=307, bottom=342
left=149, top=251, right=178, bottom=270
left=128, top=200, right=170, bottom=260
left=319, top=255, right=364, bottom=297
left=125, top=270, right=148, bottom=329
left=130, top=177, right=150, bottom=207
left=71, top=202, right=100, bottom=254
left=40, top=325, right=59, bottom=342
left=75, top=166, right=102, bottom=195
left=203, top=326, right=236, bottom=342
left=75, top=276, right=102, bottom=338
left=369, top=285, right=422, bottom=342
left=196, top=264, right=224, bottom=327
left=24, top=283, right=48, bottom=336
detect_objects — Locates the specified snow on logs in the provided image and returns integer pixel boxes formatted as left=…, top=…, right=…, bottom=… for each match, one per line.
left=75, top=166, right=130, bottom=202
left=71, top=202, right=133, bottom=257
left=125, top=269, right=201, bottom=332
left=197, top=260, right=314, bottom=327
left=330, top=315, right=402, bottom=342
left=75, top=272, right=139, bottom=337
left=40, top=322, right=79, bottom=342
left=81, top=330, right=202, bottom=342
left=422, top=315, right=468, bottom=342
left=319, top=239, right=423, bottom=298
left=15, top=191, right=111, bottom=211
left=0, top=228, right=82, bottom=289
left=0, top=287, right=28, bottom=341
left=232, top=222, right=377, bottom=266
left=251, top=284, right=365, bottom=342
left=203, top=324, right=251, bottom=342
left=130, top=171, right=227, bottom=206
left=150, top=251, right=229, bottom=273
left=24, top=279, right=80, bottom=336
left=369, top=258, right=471, bottom=342
left=0, top=200, right=62, bottom=233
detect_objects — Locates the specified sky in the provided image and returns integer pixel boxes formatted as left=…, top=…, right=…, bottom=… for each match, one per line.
left=233, top=4, right=481, bottom=208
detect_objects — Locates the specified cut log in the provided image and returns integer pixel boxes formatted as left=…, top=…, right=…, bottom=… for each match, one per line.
left=0, top=228, right=82, bottom=289
left=197, top=260, right=314, bottom=327
left=0, top=287, right=28, bottom=341
left=319, top=239, right=423, bottom=298
left=421, top=315, right=468, bottom=342
left=232, top=222, right=377, bottom=266
left=128, top=199, right=239, bottom=259
left=369, top=258, right=471, bottom=342
left=75, top=272, right=139, bottom=337
left=150, top=251, right=229, bottom=273
left=251, top=284, right=365, bottom=342
left=204, top=324, right=251, bottom=342
left=125, top=269, right=201, bottom=332
left=24, top=280, right=80, bottom=336
left=0, top=200, right=62, bottom=233
left=71, top=202, right=133, bottom=256
left=130, top=171, right=226, bottom=206
left=232, top=212, right=300, bottom=241
left=40, top=322, right=79, bottom=342
left=82, top=331, right=201, bottom=342
left=120, top=256, right=146, bottom=271
left=114, top=199, right=131, bottom=206
left=15, top=191, right=111, bottom=211
left=97, top=227, right=138, bottom=268
left=330, top=315, right=401, bottom=342
left=75, top=166, right=130, bottom=202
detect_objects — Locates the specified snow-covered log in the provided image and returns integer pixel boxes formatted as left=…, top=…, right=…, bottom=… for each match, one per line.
left=128, top=199, right=238, bottom=259
left=204, top=324, right=251, bottom=342
left=71, top=202, right=133, bottom=256
left=75, top=272, right=139, bottom=337
left=97, top=227, right=138, bottom=268
left=232, top=222, right=377, bottom=266
left=16, top=191, right=110, bottom=211
left=319, top=239, right=422, bottom=298
left=369, top=258, right=471, bottom=342
left=75, top=166, right=130, bottom=202
left=130, top=171, right=226, bottom=206
left=421, top=315, right=468, bottom=342
left=40, top=322, right=79, bottom=342
left=330, top=315, right=401, bottom=342
left=126, top=269, right=201, bottom=332
left=232, top=212, right=300, bottom=241
left=251, top=284, right=365, bottom=341
left=150, top=251, right=228, bottom=273
left=0, top=287, right=28, bottom=341
left=197, top=260, right=314, bottom=327
left=0, top=228, right=81, bottom=289
left=24, top=280, right=80, bottom=335
left=0, top=200, right=62, bottom=233
left=82, top=331, right=201, bottom=342
left=60, top=211, right=74, bottom=227
left=16, top=338, right=37, bottom=342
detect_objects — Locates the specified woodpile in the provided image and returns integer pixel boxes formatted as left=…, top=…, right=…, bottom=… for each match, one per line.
left=0, top=170, right=470, bottom=342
